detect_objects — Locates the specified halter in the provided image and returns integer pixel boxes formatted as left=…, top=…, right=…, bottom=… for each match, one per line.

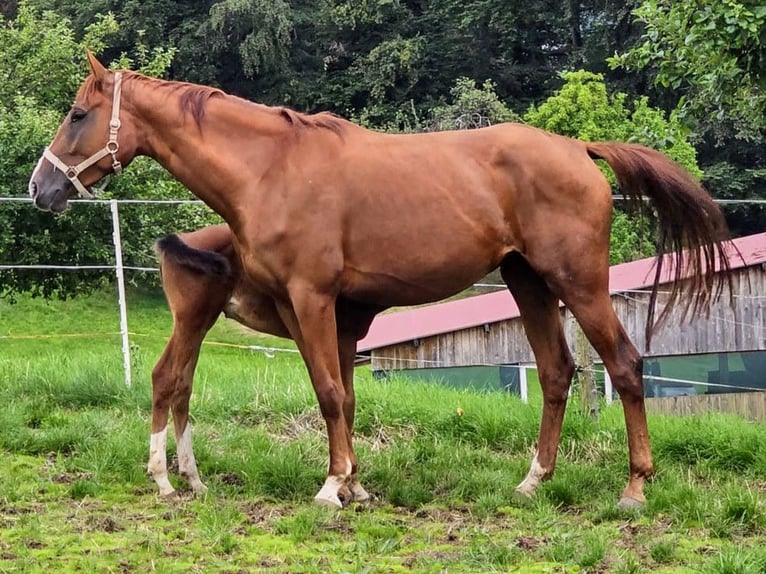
left=43, top=72, right=124, bottom=199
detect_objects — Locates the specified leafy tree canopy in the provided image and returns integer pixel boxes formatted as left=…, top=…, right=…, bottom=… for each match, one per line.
left=525, top=70, right=701, bottom=178
left=610, top=0, right=766, bottom=141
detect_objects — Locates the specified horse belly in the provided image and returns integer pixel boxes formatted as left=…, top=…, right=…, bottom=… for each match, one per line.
left=340, top=259, right=494, bottom=308
left=223, top=292, right=290, bottom=339
left=341, top=215, right=508, bottom=307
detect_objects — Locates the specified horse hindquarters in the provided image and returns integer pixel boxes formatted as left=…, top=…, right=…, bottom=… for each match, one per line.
left=149, top=238, right=234, bottom=496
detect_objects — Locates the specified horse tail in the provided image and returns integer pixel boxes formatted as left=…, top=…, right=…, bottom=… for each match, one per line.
left=154, top=233, right=231, bottom=278
left=585, top=141, right=733, bottom=348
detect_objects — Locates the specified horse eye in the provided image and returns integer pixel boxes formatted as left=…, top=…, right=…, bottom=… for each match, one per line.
left=70, top=109, right=87, bottom=123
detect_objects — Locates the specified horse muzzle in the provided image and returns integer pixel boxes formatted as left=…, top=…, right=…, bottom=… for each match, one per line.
left=29, top=173, right=73, bottom=214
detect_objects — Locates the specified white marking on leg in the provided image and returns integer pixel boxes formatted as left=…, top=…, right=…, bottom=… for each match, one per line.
left=515, top=452, right=548, bottom=497
left=176, top=422, right=207, bottom=495
left=147, top=428, right=175, bottom=496
left=314, top=475, right=346, bottom=509
left=314, top=457, right=352, bottom=508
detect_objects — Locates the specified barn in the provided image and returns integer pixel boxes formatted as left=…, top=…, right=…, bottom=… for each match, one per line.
left=358, top=232, right=766, bottom=419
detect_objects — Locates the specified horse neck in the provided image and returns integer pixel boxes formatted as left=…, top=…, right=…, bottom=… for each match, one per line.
left=125, top=79, right=286, bottom=222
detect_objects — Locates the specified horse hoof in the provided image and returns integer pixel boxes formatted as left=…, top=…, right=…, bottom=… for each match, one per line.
left=314, top=492, right=344, bottom=509
left=190, top=481, right=208, bottom=496
left=617, top=496, right=644, bottom=511
left=314, top=475, right=350, bottom=509
left=348, top=481, right=370, bottom=503
left=160, top=489, right=179, bottom=499
left=514, top=485, right=536, bottom=499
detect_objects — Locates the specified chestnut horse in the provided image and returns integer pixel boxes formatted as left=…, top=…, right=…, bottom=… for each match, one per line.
left=151, top=224, right=372, bottom=503
left=29, top=53, right=732, bottom=509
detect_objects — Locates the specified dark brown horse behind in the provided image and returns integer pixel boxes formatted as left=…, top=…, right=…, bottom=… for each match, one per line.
left=29, top=53, right=732, bottom=509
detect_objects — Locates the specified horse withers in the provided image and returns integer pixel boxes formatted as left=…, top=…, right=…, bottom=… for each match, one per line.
left=29, top=52, right=733, bottom=509
left=151, top=224, right=372, bottom=504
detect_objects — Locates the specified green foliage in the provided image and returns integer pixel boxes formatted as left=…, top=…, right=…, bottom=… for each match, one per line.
left=0, top=3, right=116, bottom=113
left=525, top=70, right=630, bottom=142
left=111, top=30, right=177, bottom=77
left=524, top=70, right=701, bottom=177
left=610, top=211, right=654, bottom=265
left=427, top=77, right=520, bottom=131
left=205, top=0, right=293, bottom=78
left=611, top=0, right=766, bottom=141
left=350, top=36, right=425, bottom=131
left=355, top=36, right=424, bottom=103
left=702, top=162, right=766, bottom=237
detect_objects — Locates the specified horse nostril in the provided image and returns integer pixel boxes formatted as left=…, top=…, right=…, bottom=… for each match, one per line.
left=29, top=181, right=38, bottom=198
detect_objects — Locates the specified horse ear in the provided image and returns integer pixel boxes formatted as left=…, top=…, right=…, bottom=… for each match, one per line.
left=85, top=50, right=107, bottom=83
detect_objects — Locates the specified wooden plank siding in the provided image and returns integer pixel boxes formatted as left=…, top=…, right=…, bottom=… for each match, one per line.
left=370, top=266, right=766, bottom=371
left=645, top=392, right=766, bottom=422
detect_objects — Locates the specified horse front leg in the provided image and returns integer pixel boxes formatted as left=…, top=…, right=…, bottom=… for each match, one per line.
left=277, top=287, right=355, bottom=509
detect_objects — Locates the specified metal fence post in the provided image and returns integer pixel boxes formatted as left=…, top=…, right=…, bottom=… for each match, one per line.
left=519, top=365, right=528, bottom=404
left=110, top=199, right=132, bottom=388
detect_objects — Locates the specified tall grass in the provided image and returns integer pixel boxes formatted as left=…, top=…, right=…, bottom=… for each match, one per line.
left=1, top=290, right=765, bottom=572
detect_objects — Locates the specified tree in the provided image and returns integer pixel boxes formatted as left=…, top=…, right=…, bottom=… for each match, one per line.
left=525, top=70, right=701, bottom=176
left=22, top=0, right=658, bottom=133
left=426, top=77, right=520, bottom=132
left=203, top=0, right=293, bottom=79
left=525, top=70, right=703, bottom=263
left=610, top=0, right=766, bottom=141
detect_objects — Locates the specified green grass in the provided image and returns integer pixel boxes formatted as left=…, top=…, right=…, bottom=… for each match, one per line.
left=1, top=289, right=765, bottom=572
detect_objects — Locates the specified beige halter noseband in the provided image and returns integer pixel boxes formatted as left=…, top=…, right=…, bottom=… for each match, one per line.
left=43, top=71, right=123, bottom=199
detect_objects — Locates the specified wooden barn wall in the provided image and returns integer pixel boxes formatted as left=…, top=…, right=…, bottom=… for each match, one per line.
left=370, top=266, right=766, bottom=371
left=645, top=392, right=766, bottom=422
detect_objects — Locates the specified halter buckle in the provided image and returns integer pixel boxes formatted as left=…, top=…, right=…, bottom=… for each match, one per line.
left=65, top=167, right=79, bottom=179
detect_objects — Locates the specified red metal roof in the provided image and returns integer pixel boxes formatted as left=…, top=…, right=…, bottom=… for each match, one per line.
left=358, top=232, right=766, bottom=352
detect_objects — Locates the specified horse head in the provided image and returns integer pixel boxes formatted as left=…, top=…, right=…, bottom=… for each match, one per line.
left=28, top=52, right=138, bottom=212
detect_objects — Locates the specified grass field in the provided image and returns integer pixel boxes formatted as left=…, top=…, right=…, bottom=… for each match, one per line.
left=1, top=288, right=765, bottom=573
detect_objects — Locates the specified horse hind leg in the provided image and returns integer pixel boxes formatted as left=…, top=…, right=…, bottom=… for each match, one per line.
left=501, top=253, right=576, bottom=497
left=560, top=287, right=653, bottom=508
left=531, top=244, right=653, bottom=508
left=170, top=347, right=208, bottom=496
left=149, top=271, right=227, bottom=497
left=149, top=326, right=210, bottom=497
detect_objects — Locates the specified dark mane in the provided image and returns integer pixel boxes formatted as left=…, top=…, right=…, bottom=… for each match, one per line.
left=123, top=72, right=224, bottom=127
left=111, top=71, right=346, bottom=134
left=278, top=108, right=348, bottom=136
